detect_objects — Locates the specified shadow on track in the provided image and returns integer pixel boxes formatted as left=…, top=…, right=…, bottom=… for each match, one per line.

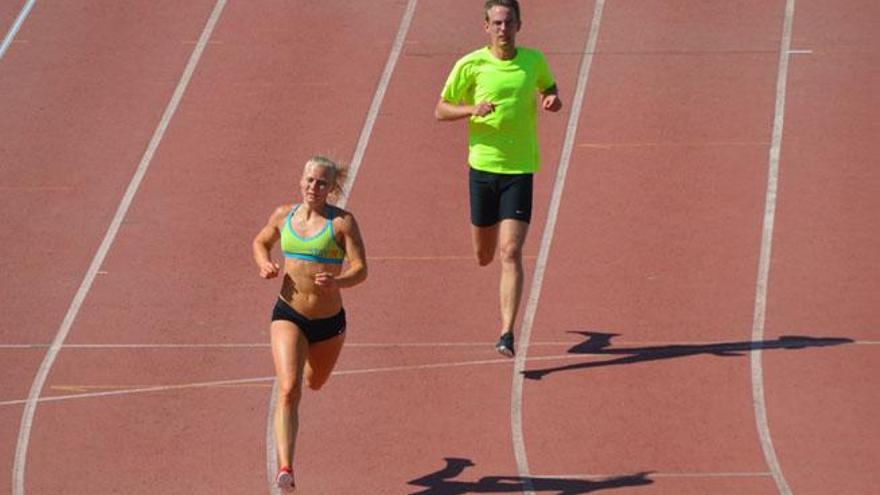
left=407, top=457, right=653, bottom=494
left=524, top=332, right=854, bottom=380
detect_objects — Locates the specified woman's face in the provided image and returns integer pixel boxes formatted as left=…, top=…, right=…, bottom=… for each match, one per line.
left=300, top=162, right=334, bottom=204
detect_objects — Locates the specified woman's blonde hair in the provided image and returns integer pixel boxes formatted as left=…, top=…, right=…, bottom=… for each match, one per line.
left=305, top=155, right=348, bottom=199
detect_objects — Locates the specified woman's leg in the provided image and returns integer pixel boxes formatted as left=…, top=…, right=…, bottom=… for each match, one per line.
left=271, top=320, right=309, bottom=469
left=304, top=331, right=346, bottom=391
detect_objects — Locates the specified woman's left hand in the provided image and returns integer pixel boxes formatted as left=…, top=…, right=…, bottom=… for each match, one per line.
left=314, top=272, right=338, bottom=290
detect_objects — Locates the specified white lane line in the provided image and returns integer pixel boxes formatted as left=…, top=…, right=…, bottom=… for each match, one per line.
left=264, top=381, right=276, bottom=495
left=751, top=1, right=796, bottom=495
left=0, top=0, right=36, bottom=61
left=264, top=1, right=420, bottom=492
left=510, top=2, right=606, bottom=493
left=0, top=343, right=271, bottom=349
left=3, top=338, right=875, bottom=350
left=577, top=140, right=769, bottom=149
left=543, top=471, right=772, bottom=479
left=1, top=377, right=271, bottom=407
left=2, top=326, right=863, bottom=410
left=649, top=472, right=772, bottom=478
left=11, top=2, right=228, bottom=494
left=0, top=185, right=73, bottom=191
left=338, top=0, right=418, bottom=201
left=0, top=353, right=590, bottom=408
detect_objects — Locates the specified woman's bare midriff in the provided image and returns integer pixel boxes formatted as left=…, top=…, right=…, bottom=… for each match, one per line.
left=278, top=258, right=343, bottom=318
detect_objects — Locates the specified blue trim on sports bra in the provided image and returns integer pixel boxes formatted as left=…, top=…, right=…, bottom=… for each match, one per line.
left=283, top=253, right=344, bottom=264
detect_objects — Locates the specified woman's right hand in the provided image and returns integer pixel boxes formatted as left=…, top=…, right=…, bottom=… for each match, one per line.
left=259, top=261, right=281, bottom=279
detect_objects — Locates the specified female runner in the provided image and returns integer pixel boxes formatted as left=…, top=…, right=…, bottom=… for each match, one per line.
left=251, top=156, right=367, bottom=491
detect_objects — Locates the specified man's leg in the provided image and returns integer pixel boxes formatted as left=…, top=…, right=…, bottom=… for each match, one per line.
left=472, top=223, right=499, bottom=266
left=498, top=219, right=529, bottom=335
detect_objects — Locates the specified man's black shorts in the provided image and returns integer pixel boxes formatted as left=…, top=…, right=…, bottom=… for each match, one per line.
left=469, top=167, right=533, bottom=227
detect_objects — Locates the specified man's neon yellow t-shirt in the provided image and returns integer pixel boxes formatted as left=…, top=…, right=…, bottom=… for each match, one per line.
left=441, top=46, right=555, bottom=174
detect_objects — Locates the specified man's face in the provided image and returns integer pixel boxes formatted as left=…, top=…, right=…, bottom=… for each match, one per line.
left=484, top=5, right=520, bottom=48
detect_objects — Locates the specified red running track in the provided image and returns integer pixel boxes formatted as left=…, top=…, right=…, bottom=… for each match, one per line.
left=0, top=1, right=876, bottom=494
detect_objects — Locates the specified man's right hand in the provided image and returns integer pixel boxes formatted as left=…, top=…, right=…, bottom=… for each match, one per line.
left=472, top=101, right=496, bottom=117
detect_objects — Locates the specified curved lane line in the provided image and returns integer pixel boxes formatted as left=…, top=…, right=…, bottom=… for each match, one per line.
left=0, top=352, right=590, bottom=409
left=11, top=2, right=228, bottom=494
left=751, top=0, right=796, bottom=494
left=3, top=339, right=876, bottom=350
left=509, top=1, right=606, bottom=493
left=263, top=1, right=420, bottom=492
left=0, top=0, right=36, bottom=61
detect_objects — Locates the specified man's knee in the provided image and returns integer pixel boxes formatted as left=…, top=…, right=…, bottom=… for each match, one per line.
left=498, top=220, right=528, bottom=264
left=499, top=240, right=524, bottom=264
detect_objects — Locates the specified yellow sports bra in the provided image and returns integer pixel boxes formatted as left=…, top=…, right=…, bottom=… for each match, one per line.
left=280, top=205, right=345, bottom=264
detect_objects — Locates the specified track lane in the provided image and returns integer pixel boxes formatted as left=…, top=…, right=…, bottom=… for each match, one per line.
left=298, top=0, right=592, bottom=491
left=0, top=0, right=216, bottom=345
left=0, top=1, right=219, bottom=493
left=19, top=1, right=408, bottom=493
left=762, top=0, right=879, bottom=492
left=522, top=1, right=796, bottom=492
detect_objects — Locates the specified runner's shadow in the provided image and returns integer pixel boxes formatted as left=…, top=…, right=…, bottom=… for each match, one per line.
left=523, top=332, right=854, bottom=380
left=407, top=457, right=653, bottom=494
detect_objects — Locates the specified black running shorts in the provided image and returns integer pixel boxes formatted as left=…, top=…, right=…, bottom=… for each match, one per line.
left=469, top=167, right=533, bottom=226
left=271, top=299, right=346, bottom=344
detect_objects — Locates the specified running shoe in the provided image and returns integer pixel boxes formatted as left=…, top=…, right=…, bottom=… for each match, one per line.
left=276, top=466, right=295, bottom=492
left=496, top=331, right=515, bottom=357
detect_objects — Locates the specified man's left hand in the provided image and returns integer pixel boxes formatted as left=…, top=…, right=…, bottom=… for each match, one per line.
left=542, top=94, right=562, bottom=112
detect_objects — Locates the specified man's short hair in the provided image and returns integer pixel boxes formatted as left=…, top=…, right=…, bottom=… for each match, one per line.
left=484, top=0, right=521, bottom=23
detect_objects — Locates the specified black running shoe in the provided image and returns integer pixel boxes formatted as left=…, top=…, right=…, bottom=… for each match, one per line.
left=496, top=332, right=515, bottom=358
